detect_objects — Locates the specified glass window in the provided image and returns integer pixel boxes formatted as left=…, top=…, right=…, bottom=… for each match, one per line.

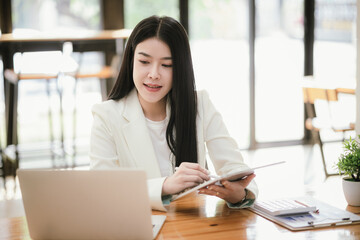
left=314, top=0, right=356, bottom=85
left=190, top=0, right=250, bottom=148
left=255, top=0, right=304, bottom=143
left=12, top=0, right=101, bottom=31
left=124, top=0, right=179, bottom=28
left=313, top=0, right=357, bottom=143
left=9, top=0, right=102, bottom=153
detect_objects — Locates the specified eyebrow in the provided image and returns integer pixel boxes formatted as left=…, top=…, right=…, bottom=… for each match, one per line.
left=138, top=52, right=172, bottom=60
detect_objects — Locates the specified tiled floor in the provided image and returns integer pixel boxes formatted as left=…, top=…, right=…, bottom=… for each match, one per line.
left=0, top=142, right=345, bottom=219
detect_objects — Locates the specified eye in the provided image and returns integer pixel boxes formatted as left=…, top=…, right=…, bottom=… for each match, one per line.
left=162, top=64, right=173, bottom=68
left=139, top=60, right=149, bottom=64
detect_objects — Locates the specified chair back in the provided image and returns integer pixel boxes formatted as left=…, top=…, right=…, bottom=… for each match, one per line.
left=302, top=87, right=338, bottom=104
left=302, top=78, right=355, bottom=132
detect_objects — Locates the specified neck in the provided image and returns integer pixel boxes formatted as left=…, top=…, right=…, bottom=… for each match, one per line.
left=138, top=96, right=167, bottom=121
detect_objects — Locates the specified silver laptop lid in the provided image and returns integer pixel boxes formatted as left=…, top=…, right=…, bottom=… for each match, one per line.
left=18, top=169, right=154, bottom=240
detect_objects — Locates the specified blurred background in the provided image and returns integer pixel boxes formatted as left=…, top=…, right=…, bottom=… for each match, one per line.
left=0, top=0, right=357, bottom=173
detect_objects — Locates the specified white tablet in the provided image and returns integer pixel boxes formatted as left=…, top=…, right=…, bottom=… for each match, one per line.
left=172, top=161, right=285, bottom=201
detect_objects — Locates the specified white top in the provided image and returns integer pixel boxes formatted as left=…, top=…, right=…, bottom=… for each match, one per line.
left=145, top=117, right=172, bottom=177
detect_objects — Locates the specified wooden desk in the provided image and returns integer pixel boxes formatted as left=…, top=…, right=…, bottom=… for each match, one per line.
left=0, top=29, right=131, bottom=51
left=1, top=192, right=359, bottom=240
left=0, top=29, right=131, bottom=147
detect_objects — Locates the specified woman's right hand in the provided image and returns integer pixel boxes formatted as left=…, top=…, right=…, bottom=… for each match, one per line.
left=162, top=162, right=210, bottom=195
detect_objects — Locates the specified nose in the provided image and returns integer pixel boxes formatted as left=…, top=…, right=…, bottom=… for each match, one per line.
left=148, top=64, right=160, bottom=80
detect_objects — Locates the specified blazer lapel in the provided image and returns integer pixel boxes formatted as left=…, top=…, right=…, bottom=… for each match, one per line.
left=122, top=89, right=162, bottom=179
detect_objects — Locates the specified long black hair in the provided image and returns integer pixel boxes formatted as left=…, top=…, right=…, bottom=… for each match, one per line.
left=108, top=16, right=198, bottom=167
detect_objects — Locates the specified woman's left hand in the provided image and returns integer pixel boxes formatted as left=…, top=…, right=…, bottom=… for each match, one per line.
left=198, top=173, right=256, bottom=204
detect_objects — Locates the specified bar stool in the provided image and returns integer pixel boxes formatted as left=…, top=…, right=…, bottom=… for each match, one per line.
left=65, top=64, right=114, bottom=166
left=4, top=49, right=79, bottom=169
left=5, top=69, right=64, bottom=166
left=58, top=41, right=117, bottom=166
left=4, top=45, right=115, bottom=169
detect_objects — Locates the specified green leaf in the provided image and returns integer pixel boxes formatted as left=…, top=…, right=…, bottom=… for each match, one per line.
left=336, top=135, right=360, bottom=181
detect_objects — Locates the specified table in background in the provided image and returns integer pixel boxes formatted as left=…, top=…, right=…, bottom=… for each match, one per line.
left=0, top=29, right=131, bottom=147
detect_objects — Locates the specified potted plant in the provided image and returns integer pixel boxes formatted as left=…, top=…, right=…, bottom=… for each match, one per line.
left=336, top=135, right=360, bottom=206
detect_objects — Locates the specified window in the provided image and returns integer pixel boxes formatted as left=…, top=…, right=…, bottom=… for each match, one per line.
left=124, top=0, right=178, bottom=28
left=10, top=0, right=102, bottom=153
left=255, top=0, right=304, bottom=143
left=313, top=0, right=357, bottom=142
left=190, top=0, right=250, bottom=148
left=12, top=0, right=101, bottom=31
left=314, top=0, right=356, bottom=84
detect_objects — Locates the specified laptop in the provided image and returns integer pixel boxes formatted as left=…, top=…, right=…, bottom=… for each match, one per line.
left=17, top=169, right=166, bottom=240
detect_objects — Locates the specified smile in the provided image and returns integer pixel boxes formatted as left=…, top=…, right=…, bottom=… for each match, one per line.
left=144, top=83, right=162, bottom=89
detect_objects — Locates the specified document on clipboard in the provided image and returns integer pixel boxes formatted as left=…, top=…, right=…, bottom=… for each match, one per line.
left=171, top=161, right=285, bottom=201
left=250, top=196, right=360, bottom=231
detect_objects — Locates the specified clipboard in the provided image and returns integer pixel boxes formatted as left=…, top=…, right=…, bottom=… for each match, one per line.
left=172, top=161, right=285, bottom=201
left=250, top=196, right=360, bottom=231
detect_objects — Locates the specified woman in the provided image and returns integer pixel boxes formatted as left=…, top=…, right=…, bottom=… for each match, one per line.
left=90, top=15, right=258, bottom=211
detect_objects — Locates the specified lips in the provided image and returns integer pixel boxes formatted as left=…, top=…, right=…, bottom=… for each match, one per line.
left=144, top=83, right=162, bottom=89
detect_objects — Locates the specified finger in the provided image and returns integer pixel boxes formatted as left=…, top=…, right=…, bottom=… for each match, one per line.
left=182, top=181, right=202, bottom=189
left=207, top=185, right=227, bottom=195
left=220, top=180, right=244, bottom=194
left=221, top=174, right=256, bottom=188
left=199, top=187, right=224, bottom=198
left=182, top=175, right=207, bottom=184
left=180, top=162, right=210, bottom=175
left=185, top=169, right=210, bottom=181
left=240, top=173, right=256, bottom=187
left=176, top=166, right=210, bottom=181
left=176, top=173, right=208, bottom=184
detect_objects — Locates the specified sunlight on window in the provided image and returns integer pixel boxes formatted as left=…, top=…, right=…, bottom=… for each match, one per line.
left=190, top=0, right=250, bottom=148
left=314, top=0, right=356, bottom=85
left=255, top=0, right=304, bottom=143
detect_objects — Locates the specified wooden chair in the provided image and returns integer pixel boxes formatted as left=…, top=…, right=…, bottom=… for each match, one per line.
left=302, top=84, right=355, bottom=177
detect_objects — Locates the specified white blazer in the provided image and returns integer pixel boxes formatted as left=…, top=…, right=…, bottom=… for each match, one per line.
left=90, top=89, right=258, bottom=211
